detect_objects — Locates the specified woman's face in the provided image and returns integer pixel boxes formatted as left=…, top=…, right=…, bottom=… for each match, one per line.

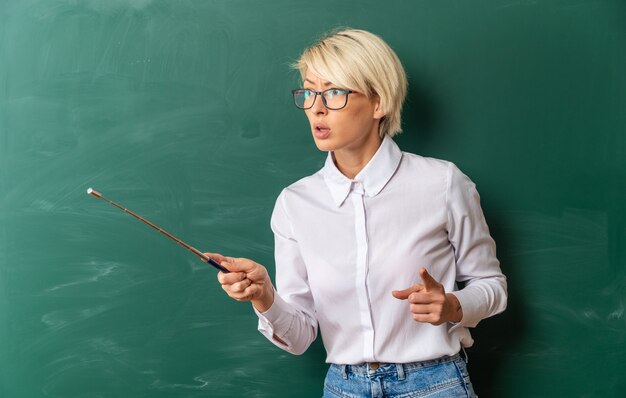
left=302, top=71, right=385, bottom=156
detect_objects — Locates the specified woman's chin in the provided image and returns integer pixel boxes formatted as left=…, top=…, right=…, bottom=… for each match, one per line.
left=312, top=137, right=336, bottom=152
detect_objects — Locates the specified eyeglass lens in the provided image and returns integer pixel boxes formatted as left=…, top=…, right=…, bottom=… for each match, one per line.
left=293, top=89, right=349, bottom=110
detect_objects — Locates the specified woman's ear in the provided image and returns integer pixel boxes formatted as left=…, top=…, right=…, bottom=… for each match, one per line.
left=373, top=97, right=386, bottom=120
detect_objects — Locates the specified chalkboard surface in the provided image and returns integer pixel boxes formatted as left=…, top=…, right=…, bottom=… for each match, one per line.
left=1, top=1, right=625, bottom=397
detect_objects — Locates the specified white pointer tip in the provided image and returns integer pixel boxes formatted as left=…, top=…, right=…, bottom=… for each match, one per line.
left=87, top=188, right=102, bottom=198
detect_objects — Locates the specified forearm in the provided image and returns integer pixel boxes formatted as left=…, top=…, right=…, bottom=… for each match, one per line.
left=451, top=275, right=508, bottom=328
left=255, top=292, right=318, bottom=355
left=251, top=278, right=275, bottom=313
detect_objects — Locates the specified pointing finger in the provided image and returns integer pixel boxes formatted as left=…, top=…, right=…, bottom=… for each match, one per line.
left=419, top=267, right=441, bottom=291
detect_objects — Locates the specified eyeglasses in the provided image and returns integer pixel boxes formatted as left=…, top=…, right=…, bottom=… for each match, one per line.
left=292, top=88, right=355, bottom=110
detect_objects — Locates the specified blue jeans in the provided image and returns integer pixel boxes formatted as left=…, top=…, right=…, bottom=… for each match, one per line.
left=322, top=353, right=477, bottom=398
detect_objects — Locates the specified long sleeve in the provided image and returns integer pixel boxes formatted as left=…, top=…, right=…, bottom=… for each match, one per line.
left=254, top=190, right=318, bottom=355
left=446, top=163, right=508, bottom=329
left=250, top=137, right=507, bottom=363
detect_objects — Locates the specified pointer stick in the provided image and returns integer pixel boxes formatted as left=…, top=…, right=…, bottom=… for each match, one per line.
left=87, top=188, right=229, bottom=273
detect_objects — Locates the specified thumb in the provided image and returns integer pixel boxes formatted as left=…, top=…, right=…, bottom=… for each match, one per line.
left=392, top=284, right=423, bottom=300
left=202, top=252, right=226, bottom=263
left=221, top=257, right=253, bottom=273
left=419, top=267, right=440, bottom=291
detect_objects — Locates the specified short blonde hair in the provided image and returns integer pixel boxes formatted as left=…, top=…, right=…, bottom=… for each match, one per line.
left=293, top=28, right=408, bottom=138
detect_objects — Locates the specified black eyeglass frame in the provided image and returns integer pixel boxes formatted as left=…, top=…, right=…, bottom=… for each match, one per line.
left=291, top=88, right=356, bottom=110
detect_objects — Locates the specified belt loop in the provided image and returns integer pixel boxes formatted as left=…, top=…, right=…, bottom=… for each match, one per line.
left=395, top=363, right=405, bottom=381
left=461, top=347, right=469, bottom=364
left=341, top=364, right=348, bottom=380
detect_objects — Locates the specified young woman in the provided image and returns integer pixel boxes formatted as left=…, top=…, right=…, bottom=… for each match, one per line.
left=207, top=28, right=507, bottom=398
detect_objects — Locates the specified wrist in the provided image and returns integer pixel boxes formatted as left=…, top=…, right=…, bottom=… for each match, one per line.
left=252, top=279, right=275, bottom=313
left=446, top=293, right=463, bottom=323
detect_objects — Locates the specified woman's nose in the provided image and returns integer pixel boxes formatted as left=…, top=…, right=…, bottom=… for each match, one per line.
left=310, top=93, right=327, bottom=115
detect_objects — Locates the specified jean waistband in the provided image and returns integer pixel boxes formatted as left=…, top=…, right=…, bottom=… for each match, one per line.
left=331, top=352, right=464, bottom=376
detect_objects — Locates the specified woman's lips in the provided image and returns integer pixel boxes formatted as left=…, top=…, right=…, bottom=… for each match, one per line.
left=313, top=124, right=331, bottom=139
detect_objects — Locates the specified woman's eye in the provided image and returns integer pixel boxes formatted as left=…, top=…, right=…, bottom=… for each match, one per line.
left=328, top=89, right=342, bottom=98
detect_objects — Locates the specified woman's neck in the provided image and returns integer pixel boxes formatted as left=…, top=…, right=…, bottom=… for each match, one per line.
left=333, top=134, right=383, bottom=180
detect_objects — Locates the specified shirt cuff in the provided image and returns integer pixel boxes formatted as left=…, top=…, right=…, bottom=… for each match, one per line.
left=254, top=291, right=295, bottom=341
left=448, top=289, right=482, bottom=331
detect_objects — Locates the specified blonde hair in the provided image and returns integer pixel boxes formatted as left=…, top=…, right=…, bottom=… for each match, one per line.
left=293, top=28, right=408, bottom=138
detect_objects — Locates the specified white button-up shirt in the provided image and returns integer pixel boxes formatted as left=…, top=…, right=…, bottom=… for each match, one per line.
left=256, top=136, right=507, bottom=365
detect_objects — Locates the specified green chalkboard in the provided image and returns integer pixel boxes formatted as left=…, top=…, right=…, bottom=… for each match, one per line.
left=1, top=1, right=624, bottom=397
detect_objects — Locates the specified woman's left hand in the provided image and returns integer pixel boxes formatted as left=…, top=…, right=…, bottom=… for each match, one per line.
left=392, top=267, right=463, bottom=325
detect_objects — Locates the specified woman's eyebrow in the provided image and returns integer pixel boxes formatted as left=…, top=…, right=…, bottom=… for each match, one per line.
left=304, top=79, right=333, bottom=86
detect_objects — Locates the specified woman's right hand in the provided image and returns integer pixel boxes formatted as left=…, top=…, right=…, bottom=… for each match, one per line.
left=204, top=253, right=275, bottom=312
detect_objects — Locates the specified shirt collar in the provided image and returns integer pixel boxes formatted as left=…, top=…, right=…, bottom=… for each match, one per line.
left=322, top=135, right=403, bottom=207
